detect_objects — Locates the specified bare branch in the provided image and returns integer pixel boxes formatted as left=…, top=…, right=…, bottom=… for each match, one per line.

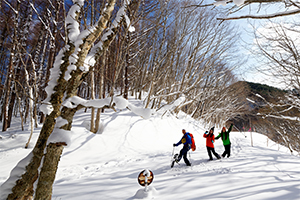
left=217, top=8, right=300, bottom=20
left=186, top=0, right=300, bottom=20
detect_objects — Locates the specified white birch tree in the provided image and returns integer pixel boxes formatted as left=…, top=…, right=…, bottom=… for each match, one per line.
left=0, top=0, right=144, bottom=199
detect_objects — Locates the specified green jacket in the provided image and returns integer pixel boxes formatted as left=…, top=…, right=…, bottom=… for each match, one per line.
left=215, top=124, right=233, bottom=146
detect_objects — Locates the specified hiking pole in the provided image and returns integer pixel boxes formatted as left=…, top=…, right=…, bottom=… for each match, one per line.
left=234, top=124, right=246, bottom=138
left=171, top=146, right=175, bottom=162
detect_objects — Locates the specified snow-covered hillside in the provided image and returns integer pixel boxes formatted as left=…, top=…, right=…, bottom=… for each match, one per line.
left=1, top=98, right=300, bottom=200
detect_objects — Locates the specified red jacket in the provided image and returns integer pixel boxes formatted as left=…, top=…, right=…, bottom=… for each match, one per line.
left=203, top=133, right=215, bottom=148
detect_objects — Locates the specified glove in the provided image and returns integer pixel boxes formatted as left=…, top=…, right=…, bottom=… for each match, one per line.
left=212, top=140, right=214, bottom=143
left=173, top=143, right=176, bottom=147
left=205, top=131, right=208, bottom=134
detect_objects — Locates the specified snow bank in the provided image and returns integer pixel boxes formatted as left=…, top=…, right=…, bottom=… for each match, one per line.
left=132, top=186, right=158, bottom=200
left=0, top=152, right=33, bottom=200
left=63, top=95, right=151, bottom=119
left=1, top=96, right=300, bottom=200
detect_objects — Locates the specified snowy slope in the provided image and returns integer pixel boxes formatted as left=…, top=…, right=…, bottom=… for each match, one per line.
left=0, top=98, right=300, bottom=200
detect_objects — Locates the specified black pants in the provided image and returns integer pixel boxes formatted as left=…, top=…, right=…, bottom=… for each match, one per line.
left=206, top=147, right=220, bottom=160
left=177, top=146, right=191, bottom=166
left=222, top=144, right=231, bottom=158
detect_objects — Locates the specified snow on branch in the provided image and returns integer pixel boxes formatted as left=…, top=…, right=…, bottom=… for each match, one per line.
left=45, top=116, right=71, bottom=146
left=41, top=0, right=135, bottom=115
left=40, top=0, right=87, bottom=114
left=0, top=153, right=34, bottom=199
left=258, top=113, right=299, bottom=121
left=246, top=98, right=256, bottom=104
left=65, top=0, right=84, bottom=43
left=62, top=96, right=111, bottom=109
left=40, top=45, right=68, bottom=115
left=47, top=128, right=71, bottom=147
left=62, top=96, right=151, bottom=119
left=29, top=3, right=55, bottom=41
left=3, top=0, right=18, bottom=14
left=156, top=95, right=186, bottom=113
left=41, top=0, right=119, bottom=114
left=66, top=0, right=120, bottom=77
left=84, top=0, right=134, bottom=70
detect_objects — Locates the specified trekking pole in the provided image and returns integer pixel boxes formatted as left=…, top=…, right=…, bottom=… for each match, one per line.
left=234, top=124, right=246, bottom=138
left=171, top=146, right=175, bottom=162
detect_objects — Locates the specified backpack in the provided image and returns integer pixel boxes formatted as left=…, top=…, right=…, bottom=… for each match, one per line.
left=188, top=133, right=196, bottom=151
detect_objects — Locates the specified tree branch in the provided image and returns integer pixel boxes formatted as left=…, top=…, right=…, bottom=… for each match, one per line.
left=217, top=8, right=300, bottom=20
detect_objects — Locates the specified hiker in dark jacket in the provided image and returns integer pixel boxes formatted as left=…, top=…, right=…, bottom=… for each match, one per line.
left=173, top=129, right=192, bottom=166
left=203, top=127, right=221, bottom=160
left=215, top=124, right=233, bottom=158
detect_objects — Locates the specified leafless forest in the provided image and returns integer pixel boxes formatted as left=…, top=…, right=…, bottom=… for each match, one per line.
left=0, top=0, right=299, bottom=199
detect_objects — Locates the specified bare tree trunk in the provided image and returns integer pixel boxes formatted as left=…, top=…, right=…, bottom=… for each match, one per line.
left=5, top=1, right=133, bottom=199
left=124, top=31, right=131, bottom=100
left=7, top=89, right=16, bottom=129
left=90, top=69, right=96, bottom=133
left=2, top=53, right=15, bottom=132
left=2, top=1, right=20, bottom=131
left=24, top=99, right=29, bottom=124
left=25, top=86, right=34, bottom=149
left=39, top=1, right=61, bottom=124
left=15, top=86, right=24, bottom=131
left=95, top=51, right=106, bottom=133
left=35, top=143, right=65, bottom=200
left=34, top=1, right=119, bottom=198
left=8, top=110, right=59, bottom=199
left=124, top=54, right=129, bottom=99
left=90, top=0, right=96, bottom=133
left=7, top=22, right=77, bottom=199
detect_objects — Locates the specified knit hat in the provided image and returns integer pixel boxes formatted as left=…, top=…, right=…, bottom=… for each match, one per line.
left=210, top=127, right=215, bottom=132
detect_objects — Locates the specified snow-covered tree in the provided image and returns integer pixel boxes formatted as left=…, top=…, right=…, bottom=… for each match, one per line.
left=1, top=0, right=21, bottom=132
left=0, top=0, right=146, bottom=199
left=134, top=1, right=242, bottom=126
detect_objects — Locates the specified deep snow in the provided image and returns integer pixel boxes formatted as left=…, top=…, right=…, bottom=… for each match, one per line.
left=1, top=97, right=300, bottom=200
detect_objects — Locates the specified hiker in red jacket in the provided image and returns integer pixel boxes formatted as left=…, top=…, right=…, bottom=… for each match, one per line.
left=203, top=127, right=221, bottom=160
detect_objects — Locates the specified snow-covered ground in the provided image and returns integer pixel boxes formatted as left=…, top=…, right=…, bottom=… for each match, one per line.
left=1, top=98, right=300, bottom=200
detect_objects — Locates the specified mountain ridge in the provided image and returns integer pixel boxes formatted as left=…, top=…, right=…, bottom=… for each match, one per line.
left=228, top=81, right=300, bottom=152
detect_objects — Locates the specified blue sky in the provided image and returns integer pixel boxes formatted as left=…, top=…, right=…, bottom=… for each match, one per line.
left=223, top=4, right=295, bottom=89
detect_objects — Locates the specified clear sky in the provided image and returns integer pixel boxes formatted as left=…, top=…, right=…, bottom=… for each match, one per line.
left=224, top=5, right=294, bottom=89
left=200, top=0, right=300, bottom=89
left=233, top=19, right=279, bottom=87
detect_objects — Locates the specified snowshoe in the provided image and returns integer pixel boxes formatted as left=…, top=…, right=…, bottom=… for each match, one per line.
left=171, top=153, right=179, bottom=168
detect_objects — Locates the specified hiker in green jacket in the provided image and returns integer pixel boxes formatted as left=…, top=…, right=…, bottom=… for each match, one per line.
left=215, top=124, right=233, bottom=158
